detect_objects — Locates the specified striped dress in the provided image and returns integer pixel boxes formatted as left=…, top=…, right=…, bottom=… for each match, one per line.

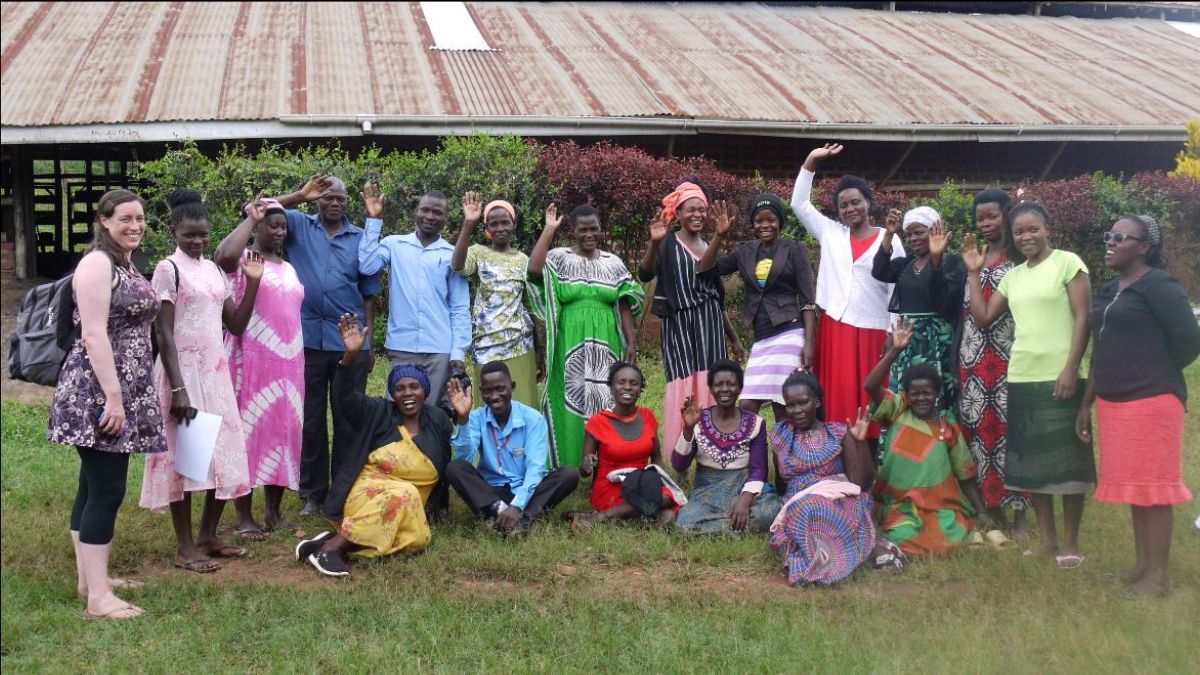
left=650, top=232, right=727, bottom=451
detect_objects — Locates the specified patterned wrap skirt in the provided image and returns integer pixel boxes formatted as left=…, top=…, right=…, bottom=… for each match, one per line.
left=1005, top=381, right=1095, bottom=494
left=676, top=466, right=781, bottom=535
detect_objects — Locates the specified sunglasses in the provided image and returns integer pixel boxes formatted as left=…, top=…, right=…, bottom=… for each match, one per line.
left=1102, top=231, right=1143, bottom=244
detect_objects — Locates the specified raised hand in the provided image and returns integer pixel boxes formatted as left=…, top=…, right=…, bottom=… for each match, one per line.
left=848, top=406, right=871, bottom=441
left=960, top=233, right=987, bottom=273
left=680, top=395, right=702, bottom=429
left=884, top=208, right=902, bottom=235
left=298, top=174, right=333, bottom=203
left=241, top=250, right=265, bottom=280
left=462, top=191, right=483, bottom=225
left=337, top=313, right=367, bottom=355
left=710, top=200, right=735, bottom=237
left=362, top=182, right=385, bottom=219
left=544, top=203, right=565, bottom=232
left=928, top=220, right=951, bottom=258
left=446, top=377, right=473, bottom=423
left=649, top=208, right=670, bottom=244
left=891, top=317, right=914, bottom=351
left=244, top=198, right=268, bottom=224
left=806, top=143, right=844, bottom=165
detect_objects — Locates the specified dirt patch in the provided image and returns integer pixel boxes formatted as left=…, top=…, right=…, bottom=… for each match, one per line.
left=133, top=546, right=332, bottom=592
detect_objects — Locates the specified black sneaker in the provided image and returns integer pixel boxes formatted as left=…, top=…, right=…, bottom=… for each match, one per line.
left=294, top=531, right=334, bottom=562
left=507, top=517, right=534, bottom=539
left=308, top=548, right=350, bottom=577
left=298, top=499, right=324, bottom=518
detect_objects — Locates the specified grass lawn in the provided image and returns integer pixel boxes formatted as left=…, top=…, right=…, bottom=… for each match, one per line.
left=2, top=358, right=1198, bottom=673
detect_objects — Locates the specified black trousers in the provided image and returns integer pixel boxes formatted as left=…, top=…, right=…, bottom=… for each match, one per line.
left=70, top=446, right=130, bottom=545
left=445, top=460, right=578, bottom=520
left=300, top=349, right=371, bottom=503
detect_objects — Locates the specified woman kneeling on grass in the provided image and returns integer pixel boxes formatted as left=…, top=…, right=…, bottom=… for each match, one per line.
left=295, top=315, right=453, bottom=577
left=866, top=319, right=987, bottom=568
left=769, top=371, right=876, bottom=586
left=673, top=360, right=781, bottom=535
left=572, top=363, right=683, bottom=532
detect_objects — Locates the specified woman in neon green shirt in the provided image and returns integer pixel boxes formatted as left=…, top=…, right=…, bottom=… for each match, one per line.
left=962, top=201, right=1094, bottom=569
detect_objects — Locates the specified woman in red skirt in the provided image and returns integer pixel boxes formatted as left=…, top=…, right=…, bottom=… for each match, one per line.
left=790, top=144, right=906, bottom=444
left=1077, top=215, right=1200, bottom=597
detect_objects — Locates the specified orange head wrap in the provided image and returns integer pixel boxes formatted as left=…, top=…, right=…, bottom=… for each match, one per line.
left=661, top=182, right=708, bottom=222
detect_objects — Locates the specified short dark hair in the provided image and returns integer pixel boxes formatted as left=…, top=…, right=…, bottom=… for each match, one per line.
left=479, top=361, right=512, bottom=381
left=420, top=190, right=448, bottom=203
left=900, top=364, right=942, bottom=393
left=707, top=359, right=744, bottom=388
left=1005, top=201, right=1051, bottom=260
left=781, top=370, right=824, bottom=422
left=832, top=175, right=874, bottom=211
left=974, top=187, right=1017, bottom=259
left=168, top=188, right=208, bottom=228
left=607, top=361, right=644, bottom=386
left=569, top=204, right=599, bottom=225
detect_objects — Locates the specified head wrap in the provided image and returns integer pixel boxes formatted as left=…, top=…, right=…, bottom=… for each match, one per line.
left=483, top=200, right=516, bottom=224
left=1136, top=215, right=1162, bottom=246
left=903, top=206, right=940, bottom=230
left=747, top=193, right=786, bottom=225
left=387, top=363, right=431, bottom=398
left=661, top=182, right=708, bottom=222
left=261, top=198, right=285, bottom=217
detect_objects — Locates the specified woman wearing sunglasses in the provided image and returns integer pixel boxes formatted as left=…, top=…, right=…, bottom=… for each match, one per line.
left=1076, top=216, right=1200, bottom=597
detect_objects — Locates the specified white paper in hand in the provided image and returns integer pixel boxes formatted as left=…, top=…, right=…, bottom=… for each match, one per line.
left=174, top=411, right=221, bottom=482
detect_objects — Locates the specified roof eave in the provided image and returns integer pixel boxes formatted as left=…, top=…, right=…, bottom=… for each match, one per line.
left=0, top=117, right=1188, bottom=145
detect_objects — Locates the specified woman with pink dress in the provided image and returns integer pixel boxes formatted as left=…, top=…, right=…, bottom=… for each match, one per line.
left=140, top=189, right=260, bottom=573
left=216, top=198, right=306, bottom=538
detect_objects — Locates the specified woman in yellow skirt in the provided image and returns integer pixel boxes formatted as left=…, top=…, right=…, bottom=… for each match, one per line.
left=296, top=315, right=456, bottom=577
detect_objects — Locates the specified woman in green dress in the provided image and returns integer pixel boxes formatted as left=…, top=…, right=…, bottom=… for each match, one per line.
left=529, top=204, right=643, bottom=468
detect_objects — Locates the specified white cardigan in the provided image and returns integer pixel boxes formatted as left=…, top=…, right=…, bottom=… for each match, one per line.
left=790, top=168, right=904, bottom=331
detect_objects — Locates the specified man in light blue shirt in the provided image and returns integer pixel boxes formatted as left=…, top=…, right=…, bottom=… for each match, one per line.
left=359, top=190, right=470, bottom=401
left=445, top=362, right=579, bottom=537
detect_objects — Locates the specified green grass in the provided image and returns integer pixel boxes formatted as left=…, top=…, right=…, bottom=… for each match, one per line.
left=3, top=359, right=1199, bottom=672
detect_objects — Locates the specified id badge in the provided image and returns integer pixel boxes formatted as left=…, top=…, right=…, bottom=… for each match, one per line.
left=512, top=447, right=524, bottom=459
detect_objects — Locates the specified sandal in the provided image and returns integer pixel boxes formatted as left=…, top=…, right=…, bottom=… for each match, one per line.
left=204, top=544, right=247, bottom=559
left=984, top=530, right=1014, bottom=551
left=233, top=525, right=270, bottom=542
left=84, top=604, right=144, bottom=621
left=174, top=558, right=221, bottom=573
left=1055, top=554, right=1085, bottom=569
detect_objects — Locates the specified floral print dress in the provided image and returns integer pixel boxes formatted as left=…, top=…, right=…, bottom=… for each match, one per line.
left=340, top=427, right=439, bottom=557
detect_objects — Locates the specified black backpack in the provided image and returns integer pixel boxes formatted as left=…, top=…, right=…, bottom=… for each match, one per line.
left=7, top=257, right=177, bottom=387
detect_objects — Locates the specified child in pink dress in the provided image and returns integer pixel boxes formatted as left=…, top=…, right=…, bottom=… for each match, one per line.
left=140, top=189, right=259, bottom=573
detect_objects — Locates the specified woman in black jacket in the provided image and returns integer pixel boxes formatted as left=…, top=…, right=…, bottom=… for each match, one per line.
left=295, top=314, right=457, bottom=577
left=695, top=193, right=817, bottom=421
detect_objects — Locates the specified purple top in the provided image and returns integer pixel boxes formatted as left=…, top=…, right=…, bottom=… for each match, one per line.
left=672, top=408, right=768, bottom=494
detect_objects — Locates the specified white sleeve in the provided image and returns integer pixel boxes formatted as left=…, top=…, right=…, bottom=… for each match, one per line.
left=790, top=168, right=839, bottom=241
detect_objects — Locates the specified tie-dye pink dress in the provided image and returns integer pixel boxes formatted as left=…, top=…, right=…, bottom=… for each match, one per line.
left=225, top=253, right=305, bottom=491
left=141, top=250, right=251, bottom=511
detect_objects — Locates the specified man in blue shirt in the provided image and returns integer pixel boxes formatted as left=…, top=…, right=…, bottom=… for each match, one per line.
left=272, top=175, right=382, bottom=517
left=359, top=190, right=470, bottom=402
left=446, top=362, right=579, bottom=537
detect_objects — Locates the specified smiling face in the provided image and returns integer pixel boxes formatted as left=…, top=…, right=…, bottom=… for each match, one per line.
left=415, top=195, right=448, bottom=239
left=1011, top=211, right=1049, bottom=260
left=905, top=378, right=938, bottom=419
left=572, top=214, right=602, bottom=253
left=391, top=377, right=426, bottom=418
left=975, top=202, right=1005, bottom=244
left=1105, top=218, right=1150, bottom=271
left=677, top=198, right=707, bottom=234
left=480, top=371, right=514, bottom=420
left=782, top=383, right=819, bottom=431
left=255, top=213, right=288, bottom=254
left=316, top=180, right=348, bottom=226
left=904, top=223, right=930, bottom=257
left=173, top=217, right=211, bottom=259
left=710, top=370, right=742, bottom=409
left=485, top=207, right=514, bottom=247
left=753, top=209, right=780, bottom=244
left=837, top=188, right=870, bottom=229
left=608, top=365, right=644, bottom=408
left=99, top=201, right=147, bottom=254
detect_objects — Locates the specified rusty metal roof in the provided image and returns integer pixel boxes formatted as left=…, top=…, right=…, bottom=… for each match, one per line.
left=2, top=2, right=1198, bottom=140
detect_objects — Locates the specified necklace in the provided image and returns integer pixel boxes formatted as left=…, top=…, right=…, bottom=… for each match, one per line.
left=927, top=416, right=947, bottom=441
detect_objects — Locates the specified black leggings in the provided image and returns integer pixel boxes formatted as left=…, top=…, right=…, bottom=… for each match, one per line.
left=70, top=446, right=131, bottom=545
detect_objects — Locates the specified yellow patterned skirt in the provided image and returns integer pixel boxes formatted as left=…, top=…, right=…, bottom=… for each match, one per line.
left=339, top=427, right=438, bottom=558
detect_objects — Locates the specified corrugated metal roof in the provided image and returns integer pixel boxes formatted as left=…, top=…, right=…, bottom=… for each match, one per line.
left=1, top=1, right=1197, bottom=132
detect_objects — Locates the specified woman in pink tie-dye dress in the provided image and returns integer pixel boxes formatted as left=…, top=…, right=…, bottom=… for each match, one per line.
left=216, top=199, right=306, bottom=538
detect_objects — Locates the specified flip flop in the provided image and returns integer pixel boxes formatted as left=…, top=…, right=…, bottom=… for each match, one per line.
left=233, top=526, right=270, bottom=542
left=1055, top=554, right=1085, bottom=570
left=84, top=604, right=143, bottom=621
left=77, top=577, right=145, bottom=598
left=174, top=558, right=221, bottom=573
left=205, top=544, right=247, bottom=559
left=984, top=530, right=1014, bottom=551
left=967, top=531, right=986, bottom=549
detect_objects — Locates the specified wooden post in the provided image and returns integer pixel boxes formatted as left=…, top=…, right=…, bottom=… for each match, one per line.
left=11, top=146, right=33, bottom=279
left=879, top=141, right=917, bottom=189
left=1039, top=141, right=1068, bottom=181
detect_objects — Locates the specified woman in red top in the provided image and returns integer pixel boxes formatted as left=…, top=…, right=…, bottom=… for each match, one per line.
left=573, top=363, right=679, bottom=532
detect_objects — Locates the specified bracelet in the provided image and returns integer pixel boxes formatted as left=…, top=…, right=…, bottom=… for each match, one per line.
left=170, top=386, right=186, bottom=393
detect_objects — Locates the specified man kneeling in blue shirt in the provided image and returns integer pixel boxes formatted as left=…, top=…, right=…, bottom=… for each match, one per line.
left=446, top=362, right=578, bottom=537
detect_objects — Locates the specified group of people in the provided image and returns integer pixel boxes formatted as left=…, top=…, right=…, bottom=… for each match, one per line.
left=49, top=143, right=1198, bottom=621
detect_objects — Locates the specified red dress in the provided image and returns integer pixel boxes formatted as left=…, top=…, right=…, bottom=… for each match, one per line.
left=584, top=408, right=677, bottom=512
